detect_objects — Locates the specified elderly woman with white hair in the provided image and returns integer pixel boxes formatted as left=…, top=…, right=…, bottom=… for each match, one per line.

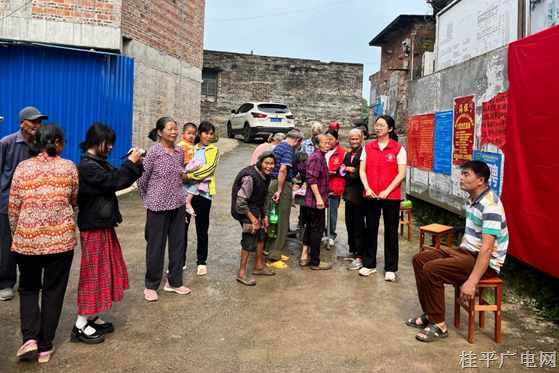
left=301, top=121, right=324, bottom=156
left=250, top=132, right=286, bottom=166
left=343, top=128, right=367, bottom=270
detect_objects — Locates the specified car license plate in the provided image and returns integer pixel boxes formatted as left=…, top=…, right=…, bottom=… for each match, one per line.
left=271, top=118, right=282, bottom=123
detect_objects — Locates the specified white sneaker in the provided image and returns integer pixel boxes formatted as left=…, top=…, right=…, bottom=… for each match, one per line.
left=197, top=265, right=207, bottom=276
left=348, top=258, right=363, bottom=271
left=358, top=267, right=377, bottom=277
left=328, top=238, right=335, bottom=247
left=384, top=271, right=397, bottom=282
left=0, top=288, right=14, bottom=301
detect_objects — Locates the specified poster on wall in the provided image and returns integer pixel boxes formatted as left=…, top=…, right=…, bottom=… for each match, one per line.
left=453, top=96, right=475, bottom=165
left=407, top=113, right=435, bottom=170
left=433, top=110, right=453, bottom=175
left=481, top=91, right=508, bottom=148
left=473, top=151, right=503, bottom=195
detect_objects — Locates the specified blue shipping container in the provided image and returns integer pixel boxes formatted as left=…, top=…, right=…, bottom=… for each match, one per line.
left=0, top=44, right=134, bottom=166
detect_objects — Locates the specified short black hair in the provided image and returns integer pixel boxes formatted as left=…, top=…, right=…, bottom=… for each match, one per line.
left=198, top=121, right=215, bottom=134
left=461, top=160, right=490, bottom=184
left=183, top=122, right=197, bottom=133
left=80, top=122, right=116, bottom=151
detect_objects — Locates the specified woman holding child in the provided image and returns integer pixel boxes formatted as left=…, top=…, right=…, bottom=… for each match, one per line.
left=139, top=117, right=191, bottom=302
left=183, top=121, right=220, bottom=276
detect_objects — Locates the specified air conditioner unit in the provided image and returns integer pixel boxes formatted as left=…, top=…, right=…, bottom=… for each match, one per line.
left=422, top=52, right=435, bottom=76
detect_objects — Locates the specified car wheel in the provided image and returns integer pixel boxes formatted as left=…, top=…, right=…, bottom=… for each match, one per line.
left=227, top=122, right=234, bottom=138
left=243, top=123, right=253, bottom=143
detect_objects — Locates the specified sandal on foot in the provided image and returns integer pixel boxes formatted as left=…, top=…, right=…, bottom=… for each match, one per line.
left=38, top=348, right=55, bottom=364
left=253, top=267, right=275, bottom=276
left=16, top=339, right=38, bottom=361
left=299, top=258, right=310, bottom=267
left=236, top=275, right=256, bottom=286
left=405, top=313, right=430, bottom=329
left=415, top=324, right=448, bottom=343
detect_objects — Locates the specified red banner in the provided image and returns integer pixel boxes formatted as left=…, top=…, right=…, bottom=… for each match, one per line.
left=481, top=92, right=508, bottom=148
left=453, top=96, right=475, bottom=165
left=407, top=113, right=435, bottom=170
left=504, top=25, right=559, bottom=278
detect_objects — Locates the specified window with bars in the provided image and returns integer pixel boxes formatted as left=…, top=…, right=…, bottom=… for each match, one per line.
left=201, top=69, right=218, bottom=97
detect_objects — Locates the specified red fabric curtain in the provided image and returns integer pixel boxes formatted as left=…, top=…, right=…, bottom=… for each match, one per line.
left=504, top=25, right=559, bottom=278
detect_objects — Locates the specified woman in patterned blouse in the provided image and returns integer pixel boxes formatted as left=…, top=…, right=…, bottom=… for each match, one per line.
left=138, top=117, right=191, bottom=302
left=9, top=124, right=78, bottom=364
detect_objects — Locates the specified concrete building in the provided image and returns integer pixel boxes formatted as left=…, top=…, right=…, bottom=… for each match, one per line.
left=368, top=15, right=435, bottom=136
left=0, top=0, right=205, bottom=149
left=201, top=50, right=363, bottom=134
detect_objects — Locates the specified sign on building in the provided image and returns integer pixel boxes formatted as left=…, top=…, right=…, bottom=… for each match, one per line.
left=435, top=0, right=519, bottom=71
left=530, top=0, right=559, bottom=34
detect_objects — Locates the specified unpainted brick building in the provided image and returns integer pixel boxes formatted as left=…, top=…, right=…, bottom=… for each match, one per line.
left=368, top=15, right=435, bottom=136
left=0, top=0, right=205, bottom=149
left=201, top=50, right=363, bottom=135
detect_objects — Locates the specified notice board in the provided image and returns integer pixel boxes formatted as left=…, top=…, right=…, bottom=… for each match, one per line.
left=435, top=0, right=518, bottom=70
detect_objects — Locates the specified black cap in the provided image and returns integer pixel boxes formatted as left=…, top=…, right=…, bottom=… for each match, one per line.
left=19, top=106, right=48, bottom=122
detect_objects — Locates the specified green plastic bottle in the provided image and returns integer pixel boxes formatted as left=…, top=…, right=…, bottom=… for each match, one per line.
left=268, top=204, right=279, bottom=239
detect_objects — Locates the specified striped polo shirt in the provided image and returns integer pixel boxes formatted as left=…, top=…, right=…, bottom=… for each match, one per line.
left=460, top=188, right=509, bottom=273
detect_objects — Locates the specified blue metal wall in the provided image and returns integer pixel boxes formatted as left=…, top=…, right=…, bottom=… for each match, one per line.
left=0, top=44, right=134, bottom=166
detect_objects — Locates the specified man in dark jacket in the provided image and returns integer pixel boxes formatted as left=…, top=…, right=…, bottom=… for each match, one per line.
left=231, top=152, right=276, bottom=286
left=0, top=106, right=47, bottom=301
left=343, top=128, right=366, bottom=270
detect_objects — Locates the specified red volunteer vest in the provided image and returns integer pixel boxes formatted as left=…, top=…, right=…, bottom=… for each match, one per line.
left=364, top=139, right=402, bottom=200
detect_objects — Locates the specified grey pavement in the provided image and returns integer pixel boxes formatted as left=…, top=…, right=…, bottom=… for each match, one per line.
left=0, top=142, right=557, bottom=373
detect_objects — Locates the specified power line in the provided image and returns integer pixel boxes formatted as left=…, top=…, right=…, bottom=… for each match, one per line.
left=0, top=0, right=33, bottom=22
left=206, top=0, right=347, bottom=23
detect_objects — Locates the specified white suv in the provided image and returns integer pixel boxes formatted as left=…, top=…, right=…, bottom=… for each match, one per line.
left=226, top=102, right=295, bottom=142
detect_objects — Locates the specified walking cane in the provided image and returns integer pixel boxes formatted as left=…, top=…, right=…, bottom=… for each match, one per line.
left=324, top=202, right=330, bottom=250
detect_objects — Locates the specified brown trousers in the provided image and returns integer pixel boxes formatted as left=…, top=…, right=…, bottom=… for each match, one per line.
left=412, top=246, right=496, bottom=324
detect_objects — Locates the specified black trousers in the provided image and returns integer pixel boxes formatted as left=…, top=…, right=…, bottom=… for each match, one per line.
left=344, top=200, right=366, bottom=257
left=0, top=213, right=17, bottom=289
left=186, top=195, right=212, bottom=266
left=145, top=206, right=186, bottom=289
left=302, top=207, right=325, bottom=267
left=362, top=199, right=400, bottom=272
left=17, top=250, right=74, bottom=352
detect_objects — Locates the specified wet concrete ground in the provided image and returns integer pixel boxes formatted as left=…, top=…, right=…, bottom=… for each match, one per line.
left=0, top=142, right=558, bottom=373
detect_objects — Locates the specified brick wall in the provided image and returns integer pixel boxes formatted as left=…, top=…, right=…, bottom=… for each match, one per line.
left=125, top=40, right=202, bottom=151
left=201, top=50, right=363, bottom=135
left=372, top=20, right=435, bottom=134
left=30, top=0, right=121, bottom=27
left=0, top=0, right=122, bottom=49
left=121, top=0, right=204, bottom=68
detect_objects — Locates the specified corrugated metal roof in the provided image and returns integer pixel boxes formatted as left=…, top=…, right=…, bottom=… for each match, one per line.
left=0, top=44, right=134, bottom=166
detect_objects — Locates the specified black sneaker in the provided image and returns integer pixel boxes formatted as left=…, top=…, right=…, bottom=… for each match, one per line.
left=70, top=326, right=105, bottom=344
left=88, top=317, right=114, bottom=334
